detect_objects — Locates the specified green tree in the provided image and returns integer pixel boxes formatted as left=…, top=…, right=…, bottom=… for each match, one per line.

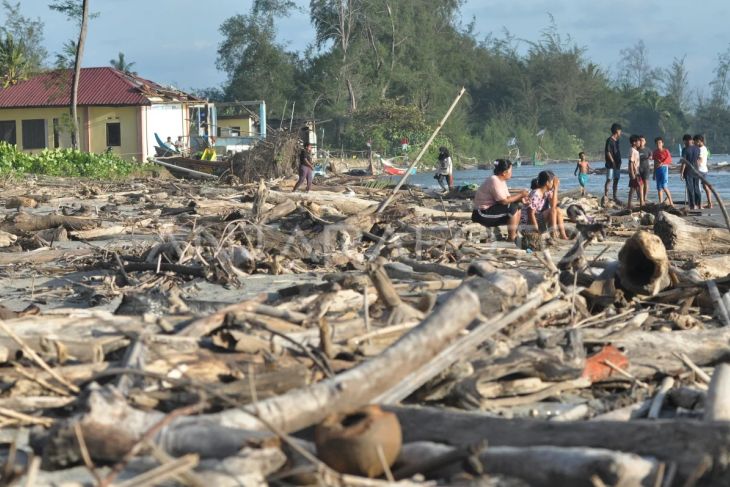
left=0, top=33, right=29, bottom=87
left=0, top=1, right=46, bottom=73
left=616, top=40, right=662, bottom=91
left=110, top=52, right=136, bottom=74
left=53, top=39, right=77, bottom=69
left=217, top=0, right=299, bottom=115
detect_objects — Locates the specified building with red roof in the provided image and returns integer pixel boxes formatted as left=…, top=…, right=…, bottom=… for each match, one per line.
left=0, top=67, right=207, bottom=160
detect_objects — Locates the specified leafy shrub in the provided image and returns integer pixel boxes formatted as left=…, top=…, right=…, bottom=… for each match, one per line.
left=0, top=143, right=137, bottom=178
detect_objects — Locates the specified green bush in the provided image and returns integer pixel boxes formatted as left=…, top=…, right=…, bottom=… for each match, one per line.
left=0, top=143, right=137, bottom=178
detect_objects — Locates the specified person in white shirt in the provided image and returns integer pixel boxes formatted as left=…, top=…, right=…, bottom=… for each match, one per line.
left=694, top=134, right=712, bottom=209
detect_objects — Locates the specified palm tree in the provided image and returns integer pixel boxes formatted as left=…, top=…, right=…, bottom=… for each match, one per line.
left=0, top=33, right=30, bottom=88
left=110, top=52, right=136, bottom=74
left=53, top=39, right=77, bottom=69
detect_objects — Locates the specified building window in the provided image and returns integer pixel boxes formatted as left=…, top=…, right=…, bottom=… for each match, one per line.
left=21, top=119, right=47, bottom=150
left=106, top=122, right=121, bottom=147
left=0, top=121, right=16, bottom=145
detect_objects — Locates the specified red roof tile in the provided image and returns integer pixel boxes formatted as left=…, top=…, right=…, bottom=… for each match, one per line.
left=0, top=67, right=201, bottom=108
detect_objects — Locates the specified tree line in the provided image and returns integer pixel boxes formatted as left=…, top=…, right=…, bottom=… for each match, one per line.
left=212, top=0, right=730, bottom=162
left=3, top=0, right=730, bottom=162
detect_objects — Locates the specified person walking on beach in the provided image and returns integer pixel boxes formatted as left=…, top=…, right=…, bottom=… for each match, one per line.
left=293, top=142, right=315, bottom=192
left=434, top=146, right=453, bottom=193
left=472, top=159, right=528, bottom=242
left=604, top=123, right=622, bottom=202
left=574, top=151, right=591, bottom=197
left=680, top=134, right=701, bottom=209
left=652, top=137, right=674, bottom=206
left=638, top=135, right=652, bottom=202
left=627, top=135, right=644, bottom=209
left=694, top=134, right=712, bottom=208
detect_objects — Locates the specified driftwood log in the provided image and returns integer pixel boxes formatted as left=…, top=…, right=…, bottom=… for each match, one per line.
left=396, top=442, right=658, bottom=487
left=1, top=212, right=97, bottom=233
left=390, top=405, right=730, bottom=484
left=654, top=211, right=730, bottom=253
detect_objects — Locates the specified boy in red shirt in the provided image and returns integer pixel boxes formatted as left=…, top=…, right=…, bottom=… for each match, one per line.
left=652, top=136, right=674, bottom=206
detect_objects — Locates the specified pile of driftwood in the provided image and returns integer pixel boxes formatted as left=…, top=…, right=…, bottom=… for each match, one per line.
left=1, top=173, right=730, bottom=486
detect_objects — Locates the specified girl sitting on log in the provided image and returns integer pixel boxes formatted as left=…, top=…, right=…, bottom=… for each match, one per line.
left=472, top=159, right=528, bottom=241
left=521, top=170, right=570, bottom=240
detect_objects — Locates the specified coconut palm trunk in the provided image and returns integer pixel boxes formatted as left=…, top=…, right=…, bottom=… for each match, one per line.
left=69, top=0, right=89, bottom=150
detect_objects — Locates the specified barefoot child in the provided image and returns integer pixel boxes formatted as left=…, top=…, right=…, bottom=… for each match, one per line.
left=627, top=135, right=644, bottom=209
left=574, top=152, right=591, bottom=196
left=652, top=137, right=674, bottom=206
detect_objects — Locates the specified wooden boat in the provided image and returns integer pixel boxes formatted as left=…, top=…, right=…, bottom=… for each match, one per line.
left=153, top=156, right=229, bottom=180
left=382, top=160, right=416, bottom=176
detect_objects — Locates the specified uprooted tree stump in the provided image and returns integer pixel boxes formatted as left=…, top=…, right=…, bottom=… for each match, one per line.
left=618, top=230, right=671, bottom=296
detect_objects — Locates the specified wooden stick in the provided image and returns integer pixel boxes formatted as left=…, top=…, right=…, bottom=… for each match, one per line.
left=377, top=87, right=466, bottom=214
left=674, top=352, right=712, bottom=384
left=74, top=422, right=102, bottom=484
left=115, top=454, right=199, bottom=487
left=603, top=359, right=650, bottom=389
left=0, top=406, right=53, bottom=427
left=0, top=319, right=79, bottom=393
left=707, top=280, right=730, bottom=327
left=705, top=363, right=730, bottom=421
left=648, top=377, right=675, bottom=419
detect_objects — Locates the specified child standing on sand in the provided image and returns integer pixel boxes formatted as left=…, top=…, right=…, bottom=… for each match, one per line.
left=694, top=134, right=712, bottom=208
left=574, top=152, right=591, bottom=197
left=627, top=135, right=644, bottom=209
left=652, top=137, right=673, bottom=206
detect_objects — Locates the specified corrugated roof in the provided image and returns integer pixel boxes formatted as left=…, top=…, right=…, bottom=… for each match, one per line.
left=0, top=67, right=203, bottom=108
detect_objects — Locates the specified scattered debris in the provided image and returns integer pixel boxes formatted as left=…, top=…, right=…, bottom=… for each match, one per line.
left=0, top=173, right=729, bottom=486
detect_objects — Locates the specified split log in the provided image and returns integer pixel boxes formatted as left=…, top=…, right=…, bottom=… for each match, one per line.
left=1, top=212, right=97, bottom=233
left=705, top=363, right=730, bottom=421
left=617, top=230, right=671, bottom=296
left=654, top=211, right=730, bottom=253
left=389, top=405, right=730, bottom=484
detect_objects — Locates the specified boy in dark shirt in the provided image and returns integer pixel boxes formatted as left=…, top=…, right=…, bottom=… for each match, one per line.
left=604, top=123, right=622, bottom=202
left=680, top=134, right=701, bottom=209
left=638, top=135, right=652, bottom=202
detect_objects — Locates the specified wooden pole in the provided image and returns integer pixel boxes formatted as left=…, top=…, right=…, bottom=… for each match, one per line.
left=376, top=87, right=466, bottom=214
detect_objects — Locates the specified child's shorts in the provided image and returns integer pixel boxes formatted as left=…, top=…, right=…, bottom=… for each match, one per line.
left=655, top=165, right=669, bottom=190
left=578, top=173, right=589, bottom=187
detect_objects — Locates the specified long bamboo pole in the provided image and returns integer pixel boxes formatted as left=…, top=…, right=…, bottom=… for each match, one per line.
left=376, top=87, right=466, bottom=214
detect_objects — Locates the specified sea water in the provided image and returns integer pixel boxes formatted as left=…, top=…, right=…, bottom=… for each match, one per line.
left=400, top=155, right=730, bottom=201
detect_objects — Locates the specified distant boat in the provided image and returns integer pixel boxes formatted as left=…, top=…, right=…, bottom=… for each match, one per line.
left=382, top=160, right=416, bottom=176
